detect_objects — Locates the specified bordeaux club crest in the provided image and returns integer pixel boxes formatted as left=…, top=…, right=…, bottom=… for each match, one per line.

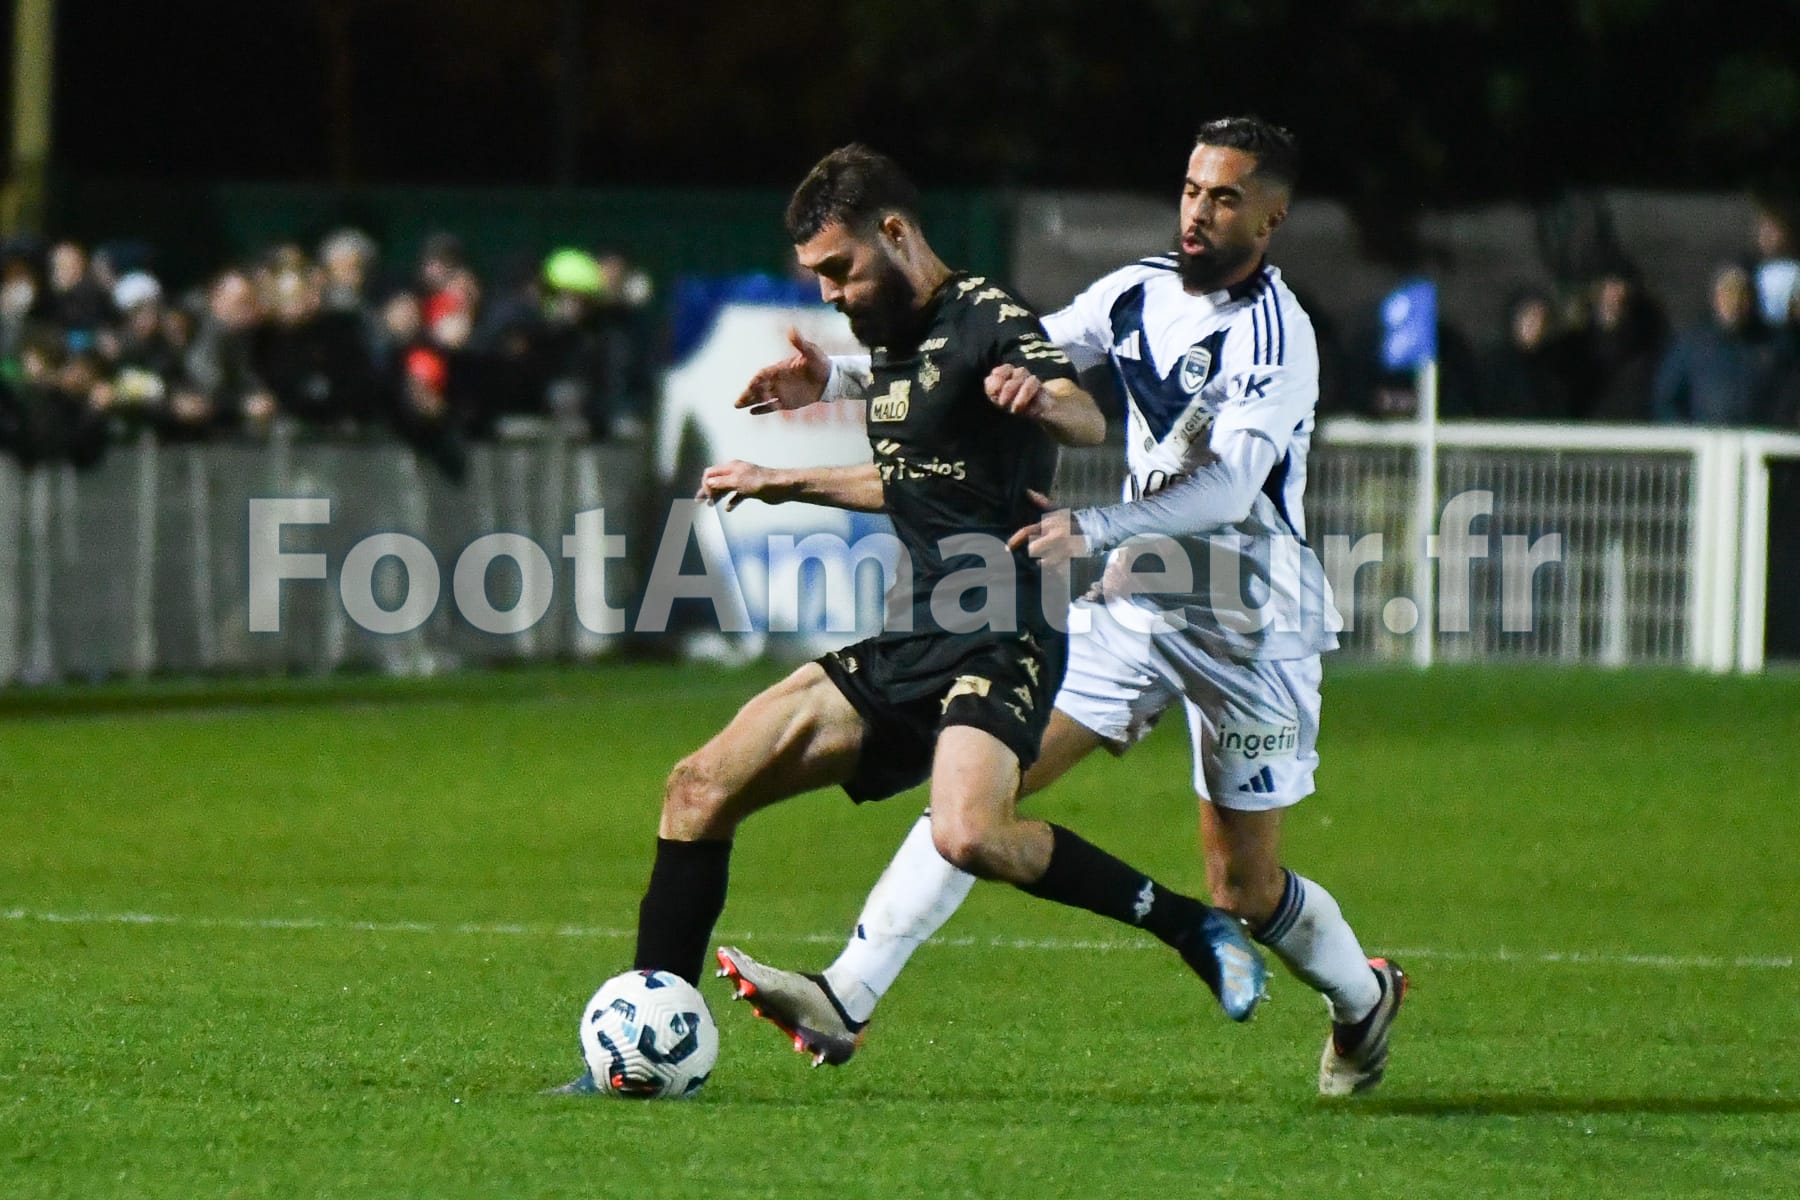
left=1178, top=343, right=1213, bottom=395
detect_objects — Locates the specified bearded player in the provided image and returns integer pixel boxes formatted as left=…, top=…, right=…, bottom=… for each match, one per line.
left=716, top=118, right=1406, bottom=1097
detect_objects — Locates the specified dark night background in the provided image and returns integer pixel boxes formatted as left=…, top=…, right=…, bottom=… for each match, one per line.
left=25, top=0, right=1800, bottom=202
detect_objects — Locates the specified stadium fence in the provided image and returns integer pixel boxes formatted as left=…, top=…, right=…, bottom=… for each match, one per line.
left=0, top=421, right=1795, bottom=685
left=1056, top=421, right=1800, bottom=672
left=0, top=423, right=650, bottom=685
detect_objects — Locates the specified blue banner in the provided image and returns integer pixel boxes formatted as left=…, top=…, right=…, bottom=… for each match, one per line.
left=1379, top=278, right=1438, bottom=370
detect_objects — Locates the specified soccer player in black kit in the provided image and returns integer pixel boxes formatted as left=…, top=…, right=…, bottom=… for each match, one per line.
left=579, top=146, right=1266, bottom=1087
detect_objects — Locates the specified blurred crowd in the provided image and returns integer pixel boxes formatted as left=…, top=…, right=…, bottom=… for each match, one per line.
left=4, top=198, right=1798, bottom=481
left=0, top=229, right=659, bottom=479
left=1333, top=199, right=1800, bottom=428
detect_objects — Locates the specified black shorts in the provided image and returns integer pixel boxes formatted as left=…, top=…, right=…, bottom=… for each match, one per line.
left=817, top=628, right=1068, bottom=803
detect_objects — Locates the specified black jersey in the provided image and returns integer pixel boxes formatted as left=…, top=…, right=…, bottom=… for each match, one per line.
left=863, top=273, right=1080, bottom=636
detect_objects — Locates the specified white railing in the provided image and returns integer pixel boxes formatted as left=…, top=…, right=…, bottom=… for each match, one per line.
left=1317, top=419, right=1800, bottom=672
left=0, top=425, right=651, bottom=686
left=1054, top=420, right=1800, bottom=672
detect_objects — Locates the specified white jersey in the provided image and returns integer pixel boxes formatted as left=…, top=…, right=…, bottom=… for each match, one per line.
left=1045, top=256, right=1338, bottom=660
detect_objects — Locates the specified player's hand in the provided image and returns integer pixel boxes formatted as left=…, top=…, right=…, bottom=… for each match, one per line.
left=736, top=328, right=830, bottom=414
left=984, top=364, right=1046, bottom=418
left=697, top=459, right=787, bottom=511
left=1007, top=489, right=1090, bottom=566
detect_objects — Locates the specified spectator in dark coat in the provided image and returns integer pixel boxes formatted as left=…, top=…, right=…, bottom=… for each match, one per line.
left=0, top=253, right=41, bottom=361
left=1581, top=267, right=1668, bottom=422
left=1654, top=263, right=1784, bottom=425
left=1480, top=290, right=1583, bottom=419
left=101, top=272, right=181, bottom=437
left=41, top=241, right=112, bottom=340
left=174, top=269, right=274, bottom=437
left=253, top=264, right=378, bottom=430
left=0, top=328, right=111, bottom=467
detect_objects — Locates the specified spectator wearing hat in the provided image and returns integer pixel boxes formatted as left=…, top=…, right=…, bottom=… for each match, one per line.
left=537, top=248, right=610, bottom=436
left=99, top=272, right=181, bottom=436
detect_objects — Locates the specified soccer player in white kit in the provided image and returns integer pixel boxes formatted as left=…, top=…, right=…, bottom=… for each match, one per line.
left=717, top=117, right=1407, bottom=1096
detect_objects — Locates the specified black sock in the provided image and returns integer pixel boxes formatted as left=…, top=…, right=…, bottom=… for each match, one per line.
left=632, top=837, right=732, bottom=985
left=1019, top=824, right=1207, bottom=947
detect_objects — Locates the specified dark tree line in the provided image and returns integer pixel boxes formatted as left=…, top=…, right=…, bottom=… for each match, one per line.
left=30, top=0, right=1800, bottom=204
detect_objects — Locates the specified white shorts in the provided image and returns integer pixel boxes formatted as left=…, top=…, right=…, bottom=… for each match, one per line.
left=1054, top=600, right=1322, bottom=811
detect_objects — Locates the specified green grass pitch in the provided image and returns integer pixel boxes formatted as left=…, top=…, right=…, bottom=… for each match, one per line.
left=2, top=662, right=1796, bottom=1198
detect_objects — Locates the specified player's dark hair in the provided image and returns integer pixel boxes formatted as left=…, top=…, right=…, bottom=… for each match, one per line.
left=784, top=144, right=922, bottom=244
left=1194, top=116, right=1300, bottom=191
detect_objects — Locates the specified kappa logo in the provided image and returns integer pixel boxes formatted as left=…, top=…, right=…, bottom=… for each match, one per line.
left=1226, top=371, right=1272, bottom=399
left=1017, top=336, right=1069, bottom=363
left=920, top=337, right=948, bottom=351
left=1131, top=879, right=1155, bottom=923
left=956, top=277, right=988, bottom=295
left=871, top=380, right=912, bottom=422
left=918, top=358, right=940, bottom=392
left=1179, top=343, right=1213, bottom=395
left=941, top=674, right=992, bottom=712
left=996, top=302, right=1032, bottom=321
left=1011, top=684, right=1034, bottom=710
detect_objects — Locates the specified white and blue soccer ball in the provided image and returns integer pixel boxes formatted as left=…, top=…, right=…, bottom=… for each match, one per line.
left=579, top=970, right=719, bottom=1099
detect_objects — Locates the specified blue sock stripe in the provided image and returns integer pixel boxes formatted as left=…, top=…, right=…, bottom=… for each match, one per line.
left=1253, top=869, right=1304, bottom=945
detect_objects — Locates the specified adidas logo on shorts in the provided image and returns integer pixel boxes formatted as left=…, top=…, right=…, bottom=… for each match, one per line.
left=1237, top=766, right=1276, bottom=795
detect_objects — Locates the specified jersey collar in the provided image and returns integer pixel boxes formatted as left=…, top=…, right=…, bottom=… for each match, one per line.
left=1200, top=260, right=1273, bottom=306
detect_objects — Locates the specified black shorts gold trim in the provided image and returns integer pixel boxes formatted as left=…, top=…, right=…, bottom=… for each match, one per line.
left=816, top=629, right=1067, bottom=803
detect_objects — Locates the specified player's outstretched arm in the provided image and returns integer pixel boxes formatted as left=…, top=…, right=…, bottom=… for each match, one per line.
left=1074, top=428, right=1279, bottom=551
left=983, top=366, right=1106, bottom=447
left=698, top=460, right=884, bottom=513
left=735, top=328, right=833, bottom=414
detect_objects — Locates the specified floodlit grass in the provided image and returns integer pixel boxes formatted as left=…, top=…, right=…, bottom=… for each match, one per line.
left=3, top=663, right=1797, bottom=1198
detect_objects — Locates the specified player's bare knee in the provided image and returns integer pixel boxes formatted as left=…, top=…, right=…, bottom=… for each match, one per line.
left=661, top=755, right=731, bottom=837
left=929, top=817, right=1000, bottom=879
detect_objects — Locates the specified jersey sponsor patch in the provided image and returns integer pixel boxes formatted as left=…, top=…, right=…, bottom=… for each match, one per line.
left=871, top=380, right=912, bottom=422
left=1216, top=719, right=1300, bottom=762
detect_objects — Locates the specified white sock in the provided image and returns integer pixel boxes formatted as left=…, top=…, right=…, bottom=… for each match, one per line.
left=822, top=813, right=976, bottom=1024
left=1253, top=870, right=1382, bottom=1024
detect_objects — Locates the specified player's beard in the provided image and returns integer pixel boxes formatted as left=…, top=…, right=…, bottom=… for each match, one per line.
left=842, top=256, right=922, bottom=349
left=1173, top=230, right=1256, bottom=293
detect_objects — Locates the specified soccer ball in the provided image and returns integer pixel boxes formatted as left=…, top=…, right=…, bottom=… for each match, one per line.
left=579, top=970, right=719, bottom=1099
